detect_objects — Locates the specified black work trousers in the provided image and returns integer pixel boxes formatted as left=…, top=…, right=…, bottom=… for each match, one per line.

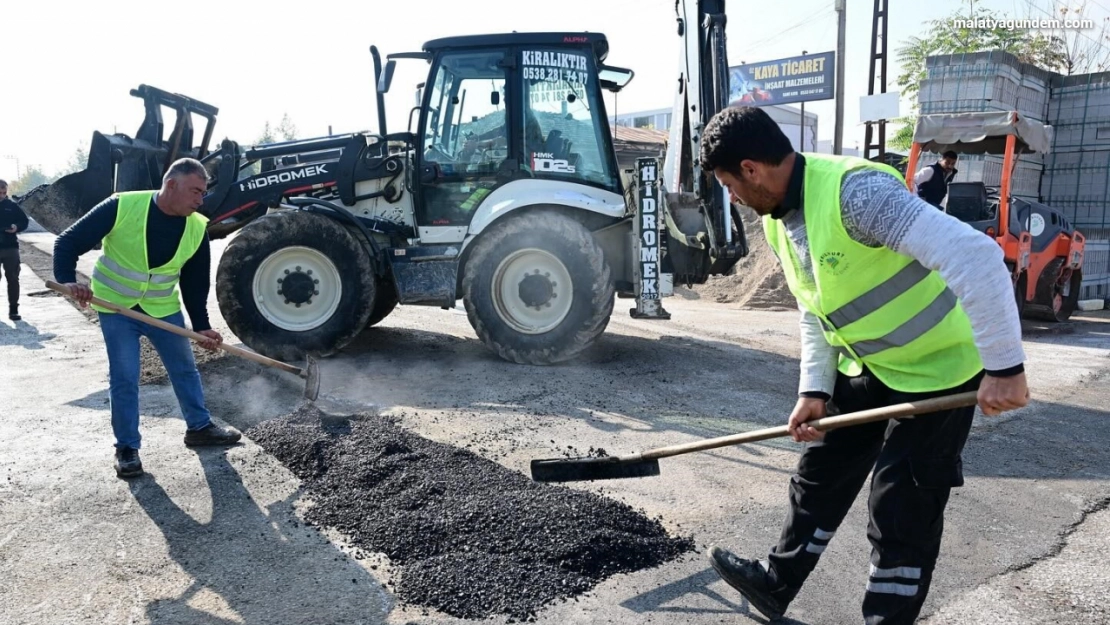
left=0, top=248, right=19, bottom=311
left=766, top=367, right=984, bottom=625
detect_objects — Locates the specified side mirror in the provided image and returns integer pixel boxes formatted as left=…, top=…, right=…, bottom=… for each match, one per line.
left=377, top=60, right=397, bottom=94
left=491, top=91, right=500, bottom=106
left=415, top=82, right=425, bottom=107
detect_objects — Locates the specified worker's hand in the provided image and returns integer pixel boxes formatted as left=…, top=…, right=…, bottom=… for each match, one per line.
left=63, top=282, right=93, bottom=308
left=978, top=372, right=1030, bottom=416
left=788, top=397, right=829, bottom=443
left=195, top=329, right=223, bottom=351
left=4, top=225, right=16, bottom=234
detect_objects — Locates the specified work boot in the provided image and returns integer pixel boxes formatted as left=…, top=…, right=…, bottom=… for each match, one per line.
left=9, top=306, right=19, bottom=321
left=184, top=422, right=242, bottom=447
left=709, top=546, right=790, bottom=621
left=115, top=448, right=143, bottom=478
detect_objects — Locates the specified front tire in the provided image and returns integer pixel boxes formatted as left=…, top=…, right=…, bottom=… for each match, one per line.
left=216, top=210, right=376, bottom=361
left=461, top=210, right=614, bottom=365
left=1025, top=257, right=1081, bottom=323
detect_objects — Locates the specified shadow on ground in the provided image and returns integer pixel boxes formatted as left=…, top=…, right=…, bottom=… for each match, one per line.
left=128, top=448, right=389, bottom=625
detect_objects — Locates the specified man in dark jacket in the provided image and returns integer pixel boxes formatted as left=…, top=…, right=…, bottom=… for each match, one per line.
left=913, top=150, right=959, bottom=209
left=0, top=180, right=30, bottom=320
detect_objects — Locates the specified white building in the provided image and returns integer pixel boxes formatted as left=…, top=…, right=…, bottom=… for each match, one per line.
left=611, top=104, right=821, bottom=152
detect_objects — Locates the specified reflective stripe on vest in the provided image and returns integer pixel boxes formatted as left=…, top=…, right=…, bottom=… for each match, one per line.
left=830, top=287, right=958, bottom=359
left=89, top=190, right=207, bottom=317
left=98, top=255, right=179, bottom=285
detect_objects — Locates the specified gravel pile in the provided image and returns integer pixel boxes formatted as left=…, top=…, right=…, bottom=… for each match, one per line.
left=247, top=404, right=693, bottom=620
left=691, top=205, right=796, bottom=310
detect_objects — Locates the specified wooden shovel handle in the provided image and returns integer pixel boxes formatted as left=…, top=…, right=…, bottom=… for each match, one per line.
left=639, top=391, right=981, bottom=461
left=46, top=280, right=304, bottom=377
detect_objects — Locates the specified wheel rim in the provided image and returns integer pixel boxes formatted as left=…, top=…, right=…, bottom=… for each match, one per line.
left=491, top=248, right=574, bottom=335
left=252, top=246, right=342, bottom=331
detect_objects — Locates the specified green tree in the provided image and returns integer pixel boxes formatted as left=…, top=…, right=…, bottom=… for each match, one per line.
left=1023, top=0, right=1110, bottom=75
left=276, top=113, right=298, bottom=141
left=9, top=165, right=53, bottom=196
left=256, top=121, right=276, bottom=145
left=889, top=0, right=1077, bottom=152
left=58, top=146, right=90, bottom=178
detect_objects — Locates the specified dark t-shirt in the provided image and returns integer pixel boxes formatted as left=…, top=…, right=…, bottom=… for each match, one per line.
left=53, top=196, right=212, bottom=331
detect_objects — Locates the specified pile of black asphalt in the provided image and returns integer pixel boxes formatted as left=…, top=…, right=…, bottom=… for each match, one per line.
left=247, top=403, right=694, bottom=621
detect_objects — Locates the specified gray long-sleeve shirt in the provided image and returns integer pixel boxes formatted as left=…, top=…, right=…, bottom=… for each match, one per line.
left=771, top=157, right=1026, bottom=397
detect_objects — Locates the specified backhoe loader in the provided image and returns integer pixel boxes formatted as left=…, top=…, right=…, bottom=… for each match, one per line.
left=21, top=1, right=748, bottom=364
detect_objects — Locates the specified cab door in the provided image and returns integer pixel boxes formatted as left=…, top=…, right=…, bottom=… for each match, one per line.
left=416, top=48, right=513, bottom=243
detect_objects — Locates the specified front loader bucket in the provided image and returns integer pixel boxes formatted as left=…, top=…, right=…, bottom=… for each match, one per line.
left=19, top=84, right=219, bottom=235
left=20, top=131, right=170, bottom=235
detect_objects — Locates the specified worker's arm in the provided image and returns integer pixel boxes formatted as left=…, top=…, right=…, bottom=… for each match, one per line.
left=840, top=169, right=1028, bottom=411
left=913, top=166, right=934, bottom=187
left=7, top=201, right=30, bottom=233
left=178, top=234, right=213, bottom=333
left=53, top=197, right=119, bottom=284
left=798, top=305, right=838, bottom=399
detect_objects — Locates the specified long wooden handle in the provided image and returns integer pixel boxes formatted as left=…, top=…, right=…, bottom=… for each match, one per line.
left=638, top=391, right=981, bottom=461
left=46, top=280, right=305, bottom=377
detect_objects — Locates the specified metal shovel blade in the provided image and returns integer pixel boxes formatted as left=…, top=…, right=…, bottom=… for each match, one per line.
left=302, top=355, right=321, bottom=401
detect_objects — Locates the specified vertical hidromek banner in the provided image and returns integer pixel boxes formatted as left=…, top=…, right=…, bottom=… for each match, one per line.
left=728, top=51, right=836, bottom=107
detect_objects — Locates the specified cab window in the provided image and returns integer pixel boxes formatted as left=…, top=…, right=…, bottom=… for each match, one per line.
left=520, top=48, right=618, bottom=192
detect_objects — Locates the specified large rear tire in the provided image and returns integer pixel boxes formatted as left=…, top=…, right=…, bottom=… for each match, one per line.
left=366, top=280, right=399, bottom=328
left=461, top=210, right=614, bottom=365
left=216, top=210, right=376, bottom=361
left=1024, top=257, right=1081, bottom=323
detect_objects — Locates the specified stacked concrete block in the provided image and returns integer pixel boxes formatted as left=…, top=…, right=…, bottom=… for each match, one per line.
left=918, top=51, right=1110, bottom=299
left=919, top=52, right=1048, bottom=121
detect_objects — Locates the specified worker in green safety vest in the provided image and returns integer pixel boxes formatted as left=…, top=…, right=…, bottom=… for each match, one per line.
left=54, top=158, right=242, bottom=479
left=696, top=106, right=1030, bottom=625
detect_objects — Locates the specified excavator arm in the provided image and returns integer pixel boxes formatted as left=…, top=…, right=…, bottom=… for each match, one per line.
left=660, top=0, right=748, bottom=285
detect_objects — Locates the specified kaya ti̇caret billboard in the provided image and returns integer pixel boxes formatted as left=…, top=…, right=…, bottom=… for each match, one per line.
left=728, top=51, right=835, bottom=107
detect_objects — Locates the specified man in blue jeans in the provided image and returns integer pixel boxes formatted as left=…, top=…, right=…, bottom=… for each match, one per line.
left=54, top=158, right=241, bottom=478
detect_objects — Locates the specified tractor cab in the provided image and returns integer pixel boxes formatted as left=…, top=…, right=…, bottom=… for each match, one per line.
left=378, top=33, right=634, bottom=237
left=906, top=111, right=1086, bottom=321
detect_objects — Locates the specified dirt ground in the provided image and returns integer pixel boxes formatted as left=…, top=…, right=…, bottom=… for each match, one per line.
left=4, top=227, right=1110, bottom=625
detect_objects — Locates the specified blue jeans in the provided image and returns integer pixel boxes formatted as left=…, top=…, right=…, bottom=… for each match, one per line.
left=98, top=309, right=212, bottom=449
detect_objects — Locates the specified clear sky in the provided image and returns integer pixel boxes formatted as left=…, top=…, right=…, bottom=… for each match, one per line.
left=2, top=0, right=1106, bottom=182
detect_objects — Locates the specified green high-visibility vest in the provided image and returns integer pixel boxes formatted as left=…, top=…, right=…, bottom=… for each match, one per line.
left=90, top=191, right=209, bottom=318
left=763, top=153, right=983, bottom=392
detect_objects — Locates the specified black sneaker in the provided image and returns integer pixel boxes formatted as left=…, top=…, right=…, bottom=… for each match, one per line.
left=9, top=309, right=20, bottom=321
left=115, top=448, right=143, bottom=478
left=184, top=422, right=242, bottom=447
left=709, top=546, right=788, bottom=620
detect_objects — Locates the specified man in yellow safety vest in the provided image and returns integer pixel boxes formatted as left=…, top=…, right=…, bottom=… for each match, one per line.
left=697, top=106, right=1030, bottom=625
left=54, top=158, right=241, bottom=479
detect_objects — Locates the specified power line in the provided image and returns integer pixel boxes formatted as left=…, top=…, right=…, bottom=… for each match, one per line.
left=734, top=7, right=837, bottom=58
left=1025, top=0, right=1110, bottom=49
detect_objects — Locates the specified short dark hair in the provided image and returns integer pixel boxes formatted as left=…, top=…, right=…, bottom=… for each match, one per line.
left=700, top=106, right=794, bottom=174
left=0, top=179, right=8, bottom=189
left=163, top=157, right=209, bottom=184
left=943, top=150, right=958, bottom=160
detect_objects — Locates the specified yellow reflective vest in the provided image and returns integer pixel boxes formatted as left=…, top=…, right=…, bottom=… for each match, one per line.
left=763, top=154, right=983, bottom=392
left=90, top=191, right=208, bottom=318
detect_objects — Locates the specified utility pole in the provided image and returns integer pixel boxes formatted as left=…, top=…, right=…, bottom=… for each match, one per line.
left=863, top=0, right=890, bottom=161
left=800, top=51, right=807, bottom=151
left=833, top=0, right=846, bottom=155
